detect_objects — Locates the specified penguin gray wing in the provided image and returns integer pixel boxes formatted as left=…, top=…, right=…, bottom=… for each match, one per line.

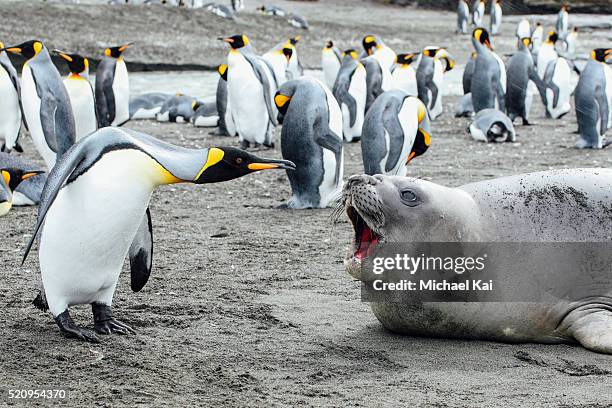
left=129, top=207, right=153, bottom=292
left=543, top=60, right=560, bottom=108
left=595, top=84, right=609, bottom=135
left=364, top=59, right=383, bottom=112
left=528, top=66, right=548, bottom=106
left=314, top=131, right=343, bottom=186
left=95, top=60, right=116, bottom=127
left=333, top=47, right=342, bottom=63
left=381, top=95, right=405, bottom=173
left=242, top=54, right=279, bottom=126
left=333, top=66, right=358, bottom=127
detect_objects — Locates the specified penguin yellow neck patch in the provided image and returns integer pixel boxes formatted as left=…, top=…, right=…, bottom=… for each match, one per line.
left=195, top=148, right=225, bottom=180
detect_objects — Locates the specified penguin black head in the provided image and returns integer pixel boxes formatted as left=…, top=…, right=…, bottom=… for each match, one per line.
left=561, top=4, right=570, bottom=11
left=591, top=49, right=612, bottom=63
left=396, top=53, right=416, bottom=65
left=273, top=90, right=292, bottom=124
left=473, top=28, right=492, bottom=49
left=342, top=49, right=358, bottom=60
left=362, top=35, right=378, bottom=56
left=546, top=31, right=559, bottom=44
left=325, top=40, right=334, bottom=49
left=219, top=34, right=249, bottom=50
left=104, top=43, right=132, bottom=58
left=218, top=63, right=228, bottom=81
left=2, top=40, right=44, bottom=60
left=1, top=168, right=44, bottom=192
left=282, top=46, right=293, bottom=62
left=288, top=36, right=300, bottom=46
left=193, top=147, right=295, bottom=184
left=520, top=37, right=532, bottom=50
left=191, top=100, right=202, bottom=112
left=54, top=50, right=89, bottom=75
left=422, top=47, right=439, bottom=58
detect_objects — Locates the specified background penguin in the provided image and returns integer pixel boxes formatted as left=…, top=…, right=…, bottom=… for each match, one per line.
left=0, top=165, right=44, bottom=216
left=489, top=0, right=502, bottom=35
left=129, top=92, right=172, bottom=120
left=362, top=35, right=396, bottom=71
left=516, top=18, right=530, bottom=39
left=284, top=36, right=303, bottom=80
left=95, top=43, right=131, bottom=128
left=231, top=0, right=243, bottom=11
left=322, top=41, right=342, bottom=89
left=574, top=49, right=611, bottom=149
left=207, top=4, right=235, bottom=20
left=469, top=108, right=516, bottom=142
left=530, top=22, right=544, bottom=56
left=263, top=43, right=293, bottom=85
left=363, top=55, right=395, bottom=113
left=455, top=93, right=474, bottom=117
left=506, top=37, right=547, bottom=125
left=288, top=14, right=309, bottom=30
left=543, top=56, right=572, bottom=119
left=215, top=63, right=236, bottom=136
left=191, top=102, right=219, bottom=127
left=257, top=5, right=286, bottom=16
left=472, top=0, right=485, bottom=27
left=22, top=127, right=295, bottom=342
left=274, top=78, right=343, bottom=209
left=563, top=27, right=578, bottom=57
left=463, top=52, right=477, bottom=94
left=221, top=34, right=278, bottom=149
left=0, top=42, right=24, bottom=153
left=3, top=40, right=76, bottom=169
left=155, top=94, right=202, bottom=123
left=537, top=31, right=558, bottom=79
left=361, top=90, right=431, bottom=177
left=0, top=151, right=46, bottom=206
left=392, top=53, right=418, bottom=96
left=332, top=49, right=367, bottom=143
left=416, top=47, right=455, bottom=120
left=55, top=51, right=97, bottom=141
left=556, top=5, right=569, bottom=40
left=457, top=0, right=470, bottom=34
left=470, top=28, right=506, bottom=113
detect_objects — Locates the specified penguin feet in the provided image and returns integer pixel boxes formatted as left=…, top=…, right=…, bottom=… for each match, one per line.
left=92, top=303, right=136, bottom=335
left=55, top=310, right=100, bottom=343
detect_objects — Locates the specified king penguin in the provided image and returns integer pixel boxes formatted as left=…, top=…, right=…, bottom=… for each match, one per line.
left=0, top=165, right=43, bottom=216
left=470, top=28, right=506, bottom=113
left=0, top=41, right=24, bottom=153
left=95, top=43, right=131, bottom=128
left=463, top=51, right=477, bottom=94
left=0, top=151, right=46, bottom=206
left=416, top=47, right=455, bottom=120
left=574, top=49, right=612, bottom=149
left=263, top=42, right=293, bottom=85
left=361, top=90, right=431, bottom=177
left=221, top=34, right=278, bottom=149
left=55, top=51, right=97, bottom=141
left=392, top=53, right=418, bottom=97
left=472, top=0, right=485, bottom=27
left=332, top=49, right=367, bottom=143
left=556, top=5, right=569, bottom=40
left=516, top=18, right=531, bottom=39
left=274, top=77, right=344, bottom=209
left=322, top=41, right=342, bottom=89
left=215, top=63, right=236, bottom=136
left=362, top=35, right=396, bottom=71
left=22, top=127, right=295, bottom=342
left=2, top=40, right=76, bottom=169
left=543, top=55, right=572, bottom=119
left=363, top=54, right=396, bottom=113
left=537, top=31, right=558, bottom=79
left=457, top=0, right=470, bottom=34
left=489, top=0, right=502, bottom=35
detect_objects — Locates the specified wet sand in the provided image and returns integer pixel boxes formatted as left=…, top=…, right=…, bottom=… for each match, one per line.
left=1, top=0, right=612, bottom=406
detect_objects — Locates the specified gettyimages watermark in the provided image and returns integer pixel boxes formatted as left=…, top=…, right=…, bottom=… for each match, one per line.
left=360, top=242, right=612, bottom=303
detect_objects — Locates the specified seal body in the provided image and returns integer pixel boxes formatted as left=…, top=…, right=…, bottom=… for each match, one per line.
left=343, top=170, right=612, bottom=354
left=333, top=54, right=366, bottom=142
left=276, top=78, right=344, bottom=208
left=361, top=91, right=431, bottom=176
left=575, top=58, right=612, bottom=149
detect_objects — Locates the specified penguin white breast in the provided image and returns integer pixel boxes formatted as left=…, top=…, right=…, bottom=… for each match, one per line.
left=392, top=66, right=418, bottom=96
left=0, top=66, right=21, bottom=147
left=112, top=60, right=130, bottom=126
left=344, top=64, right=367, bottom=138
left=263, top=52, right=287, bottom=85
left=322, top=50, right=341, bottom=88
left=64, top=77, right=97, bottom=140
left=39, top=149, right=170, bottom=310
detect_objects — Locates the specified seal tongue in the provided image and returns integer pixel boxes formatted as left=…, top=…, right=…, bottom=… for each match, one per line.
left=355, top=221, right=379, bottom=260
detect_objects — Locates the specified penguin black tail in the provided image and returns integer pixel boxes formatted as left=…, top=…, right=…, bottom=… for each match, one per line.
left=32, top=290, right=49, bottom=311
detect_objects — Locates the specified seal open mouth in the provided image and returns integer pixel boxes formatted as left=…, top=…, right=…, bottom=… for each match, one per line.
left=347, top=205, right=381, bottom=260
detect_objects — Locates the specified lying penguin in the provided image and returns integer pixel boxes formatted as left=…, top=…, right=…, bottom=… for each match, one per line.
left=361, top=90, right=431, bottom=176
left=0, top=151, right=46, bottom=206
left=23, top=127, right=295, bottom=342
left=468, top=108, right=516, bottom=143
left=156, top=94, right=202, bottom=123
left=0, top=163, right=44, bottom=216
left=275, top=78, right=343, bottom=209
left=190, top=102, right=219, bottom=127
left=130, top=92, right=173, bottom=120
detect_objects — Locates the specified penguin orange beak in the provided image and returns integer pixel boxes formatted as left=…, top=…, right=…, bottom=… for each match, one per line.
left=118, top=42, right=133, bottom=52
left=54, top=50, right=73, bottom=62
left=248, top=160, right=295, bottom=171
left=219, top=37, right=234, bottom=43
left=21, top=171, right=45, bottom=180
left=3, top=47, right=22, bottom=54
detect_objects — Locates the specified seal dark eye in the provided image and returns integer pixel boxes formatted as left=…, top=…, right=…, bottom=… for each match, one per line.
left=235, top=157, right=244, bottom=164
left=400, top=189, right=420, bottom=206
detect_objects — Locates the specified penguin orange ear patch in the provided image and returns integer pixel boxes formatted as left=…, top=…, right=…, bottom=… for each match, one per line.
left=274, top=94, right=291, bottom=108
left=33, top=42, right=43, bottom=55
left=1, top=170, right=10, bottom=186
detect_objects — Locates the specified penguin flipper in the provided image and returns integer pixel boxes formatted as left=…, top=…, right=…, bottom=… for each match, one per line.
left=314, top=132, right=343, bottom=185
left=595, top=86, right=609, bottom=135
left=381, top=99, right=405, bottom=173
left=543, top=61, right=560, bottom=108
left=528, top=67, right=548, bottom=106
left=243, top=54, right=279, bottom=126
left=38, top=94, right=60, bottom=153
left=334, top=80, right=357, bottom=128
left=129, top=207, right=153, bottom=292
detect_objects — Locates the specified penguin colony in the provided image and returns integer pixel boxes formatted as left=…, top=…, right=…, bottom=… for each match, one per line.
left=0, top=1, right=610, bottom=342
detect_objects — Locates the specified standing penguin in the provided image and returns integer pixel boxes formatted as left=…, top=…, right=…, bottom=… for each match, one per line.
left=392, top=53, right=418, bottom=97
left=516, top=18, right=531, bottom=39
left=274, top=78, right=343, bottom=208
left=457, top=0, right=470, bottom=34
left=489, top=0, right=502, bottom=35
left=537, top=31, right=559, bottom=79
left=531, top=22, right=544, bottom=56
left=556, top=5, right=569, bottom=40
left=215, top=63, right=236, bottom=136
left=470, top=28, right=506, bottom=113
left=574, top=49, right=611, bottom=149
left=263, top=43, right=293, bottom=85
left=285, top=36, right=303, bottom=80
left=23, top=127, right=295, bottom=342
left=333, top=50, right=367, bottom=142
left=322, top=41, right=342, bottom=89
left=506, top=38, right=547, bottom=125
left=363, top=55, right=396, bottom=113
left=2, top=40, right=76, bottom=169
left=416, top=47, right=455, bottom=120
left=472, top=0, right=485, bottom=27
left=463, top=52, right=477, bottom=94
left=221, top=34, right=278, bottom=149
left=563, top=27, right=578, bottom=57
left=361, top=90, right=431, bottom=177
left=95, top=43, right=131, bottom=128
left=362, top=35, right=396, bottom=71
left=55, top=51, right=97, bottom=141
left=543, top=56, right=572, bottom=119
left=0, top=42, right=24, bottom=153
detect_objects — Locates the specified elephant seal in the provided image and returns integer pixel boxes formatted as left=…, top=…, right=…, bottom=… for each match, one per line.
left=340, top=170, right=612, bottom=354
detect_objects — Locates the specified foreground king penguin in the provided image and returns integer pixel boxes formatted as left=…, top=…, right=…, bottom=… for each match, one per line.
left=23, top=127, right=295, bottom=342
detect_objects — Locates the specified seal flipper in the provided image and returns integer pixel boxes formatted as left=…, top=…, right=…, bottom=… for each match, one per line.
left=569, top=310, right=612, bottom=354
left=129, top=207, right=153, bottom=292
left=314, top=133, right=343, bottom=185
